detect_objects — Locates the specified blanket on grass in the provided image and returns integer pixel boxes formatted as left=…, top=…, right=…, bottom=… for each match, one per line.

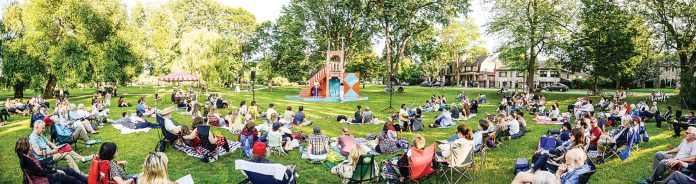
left=173, top=141, right=241, bottom=162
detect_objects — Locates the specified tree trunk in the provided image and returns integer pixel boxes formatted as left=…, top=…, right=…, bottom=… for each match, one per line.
left=615, top=78, right=621, bottom=89
left=13, top=82, right=24, bottom=99
left=43, top=74, right=57, bottom=98
left=527, top=55, right=536, bottom=92
left=678, top=52, right=696, bottom=109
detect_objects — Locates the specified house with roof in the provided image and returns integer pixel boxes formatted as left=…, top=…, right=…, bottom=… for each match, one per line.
left=444, top=56, right=502, bottom=88
left=495, top=59, right=572, bottom=88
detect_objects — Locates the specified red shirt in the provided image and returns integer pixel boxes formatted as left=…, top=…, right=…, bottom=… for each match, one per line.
left=590, top=126, right=602, bottom=145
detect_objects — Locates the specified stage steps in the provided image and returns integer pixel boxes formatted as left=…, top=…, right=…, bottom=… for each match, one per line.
left=299, top=88, right=311, bottom=98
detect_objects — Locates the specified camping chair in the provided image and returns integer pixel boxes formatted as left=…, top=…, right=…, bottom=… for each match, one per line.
left=88, top=156, right=135, bottom=184
left=154, top=115, right=177, bottom=152
left=235, top=160, right=296, bottom=184
left=578, top=159, right=597, bottom=184
left=52, top=123, right=84, bottom=151
left=599, top=127, right=633, bottom=162
left=346, top=154, right=379, bottom=184
left=196, top=125, right=217, bottom=155
left=440, top=145, right=475, bottom=183
left=385, top=144, right=438, bottom=183
left=267, top=132, right=287, bottom=157
left=475, top=133, right=489, bottom=169
left=669, top=110, right=683, bottom=130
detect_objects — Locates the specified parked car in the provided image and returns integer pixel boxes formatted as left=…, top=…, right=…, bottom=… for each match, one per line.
left=420, top=81, right=443, bottom=87
left=545, top=83, right=569, bottom=92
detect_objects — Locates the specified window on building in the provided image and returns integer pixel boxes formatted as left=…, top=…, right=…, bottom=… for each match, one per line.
left=517, top=72, right=524, bottom=77
left=540, top=71, right=548, bottom=77
left=499, top=71, right=507, bottom=77
left=550, top=71, right=559, bottom=78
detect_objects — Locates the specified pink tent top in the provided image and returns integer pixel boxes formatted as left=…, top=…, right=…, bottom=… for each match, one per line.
left=158, top=71, right=199, bottom=82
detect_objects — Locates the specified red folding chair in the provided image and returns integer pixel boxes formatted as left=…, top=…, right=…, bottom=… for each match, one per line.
left=385, top=143, right=438, bottom=183
left=88, top=156, right=134, bottom=184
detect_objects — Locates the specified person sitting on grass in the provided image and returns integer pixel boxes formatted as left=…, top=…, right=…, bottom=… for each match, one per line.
left=293, top=106, right=312, bottom=126
left=331, top=145, right=377, bottom=184
left=283, top=105, right=294, bottom=124
left=206, top=107, right=225, bottom=127
left=472, top=120, right=491, bottom=152
left=306, top=126, right=330, bottom=160
left=108, top=112, right=160, bottom=129
left=362, top=106, right=375, bottom=125
left=398, top=104, right=410, bottom=132
left=117, top=96, right=131, bottom=107
left=136, top=98, right=156, bottom=118
left=16, top=137, right=87, bottom=184
left=376, top=123, right=399, bottom=155
left=351, top=105, right=363, bottom=124
left=6, top=98, right=28, bottom=116
left=266, top=103, right=278, bottom=123
left=411, top=108, right=424, bottom=131
left=430, top=106, right=453, bottom=128
left=226, top=109, right=244, bottom=133
left=506, top=114, right=522, bottom=139
left=97, top=142, right=138, bottom=184
left=450, top=103, right=462, bottom=120
left=672, top=111, right=696, bottom=137
left=640, top=126, right=696, bottom=184
left=29, top=121, right=94, bottom=175
left=336, top=127, right=356, bottom=157
left=139, top=152, right=175, bottom=184
left=248, top=101, right=261, bottom=120
left=182, top=117, right=231, bottom=155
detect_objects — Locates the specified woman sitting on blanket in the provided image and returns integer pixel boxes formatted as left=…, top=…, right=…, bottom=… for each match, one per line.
left=226, top=110, right=243, bottom=133
left=376, top=123, right=400, bottom=155
left=183, top=117, right=232, bottom=153
left=430, top=106, right=453, bottom=128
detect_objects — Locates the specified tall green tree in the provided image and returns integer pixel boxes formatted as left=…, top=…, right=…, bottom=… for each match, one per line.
left=489, top=0, right=574, bottom=90
left=575, top=0, right=639, bottom=89
left=437, top=18, right=488, bottom=86
left=640, top=0, right=696, bottom=108
left=367, top=0, right=470, bottom=82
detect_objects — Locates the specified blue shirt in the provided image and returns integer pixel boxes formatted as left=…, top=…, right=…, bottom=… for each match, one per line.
left=436, top=111, right=453, bottom=127
left=136, top=104, right=146, bottom=114
left=293, top=111, right=305, bottom=124
left=28, top=133, right=51, bottom=160
left=561, top=164, right=591, bottom=184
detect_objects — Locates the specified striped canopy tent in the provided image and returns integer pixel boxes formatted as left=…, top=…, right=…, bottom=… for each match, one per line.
left=158, top=71, right=199, bottom=82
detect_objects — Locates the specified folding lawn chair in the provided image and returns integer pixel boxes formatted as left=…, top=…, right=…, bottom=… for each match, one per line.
left=267, top=132, right=287, bottom=157
left=474, top=133, right=489, bottom=169
left=669, top=110, right=683, bottom=130
left=154, top=114, right=177, bottom=152
left=384, top=144, right=438, bottom=184
left=235, top=160, right=296, bottom=184
left=88, top=156, right=135, bottom=184
left=578, top=159, right=597, bottom=184
left=346, top=154, right=379, bottom=184
left=440, top=144, right=475, bottom=183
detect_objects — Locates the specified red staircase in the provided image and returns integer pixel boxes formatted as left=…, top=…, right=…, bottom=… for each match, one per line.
left=299, top=88, right=311, bottom=98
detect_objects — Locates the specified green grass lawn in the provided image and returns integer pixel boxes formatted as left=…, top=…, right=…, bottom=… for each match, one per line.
left=0, top=86, right=692, bottom=183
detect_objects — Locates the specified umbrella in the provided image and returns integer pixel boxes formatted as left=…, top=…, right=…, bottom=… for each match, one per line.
left=158, top=71, right=199, bottom=82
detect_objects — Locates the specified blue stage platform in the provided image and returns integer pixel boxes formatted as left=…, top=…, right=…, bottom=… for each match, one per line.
left=285, top=96, right=369, bottom=102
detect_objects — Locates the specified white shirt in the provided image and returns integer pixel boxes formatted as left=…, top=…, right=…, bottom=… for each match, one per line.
left=676, top=139, right=696, bottom=159
left=507, top=119, right=520, bottom=135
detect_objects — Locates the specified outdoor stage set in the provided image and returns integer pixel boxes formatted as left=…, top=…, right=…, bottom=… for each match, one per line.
left=286, top=50, right=368, bottom=102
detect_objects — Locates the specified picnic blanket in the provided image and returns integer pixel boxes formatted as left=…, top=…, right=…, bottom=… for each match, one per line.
left=533, top=117, right=563, bottom=125
left=173, top=141, right=241, bottom=162
left=112, top=124, right=151, bottom=134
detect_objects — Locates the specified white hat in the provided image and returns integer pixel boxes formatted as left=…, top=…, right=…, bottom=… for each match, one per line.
left=687, top=127, right=696, bottom=135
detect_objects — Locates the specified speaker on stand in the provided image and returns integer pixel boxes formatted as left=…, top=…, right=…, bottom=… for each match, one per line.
left=251, top=71, right=256, bottom=101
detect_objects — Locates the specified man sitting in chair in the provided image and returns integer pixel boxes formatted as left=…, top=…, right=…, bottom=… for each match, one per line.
left=640, top=127, right=696, bottom=183
left=161, top=107, right=182, bottom=135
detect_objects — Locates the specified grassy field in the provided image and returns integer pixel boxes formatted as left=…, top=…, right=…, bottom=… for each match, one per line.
left=0, top=85, right=692, bottom=183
